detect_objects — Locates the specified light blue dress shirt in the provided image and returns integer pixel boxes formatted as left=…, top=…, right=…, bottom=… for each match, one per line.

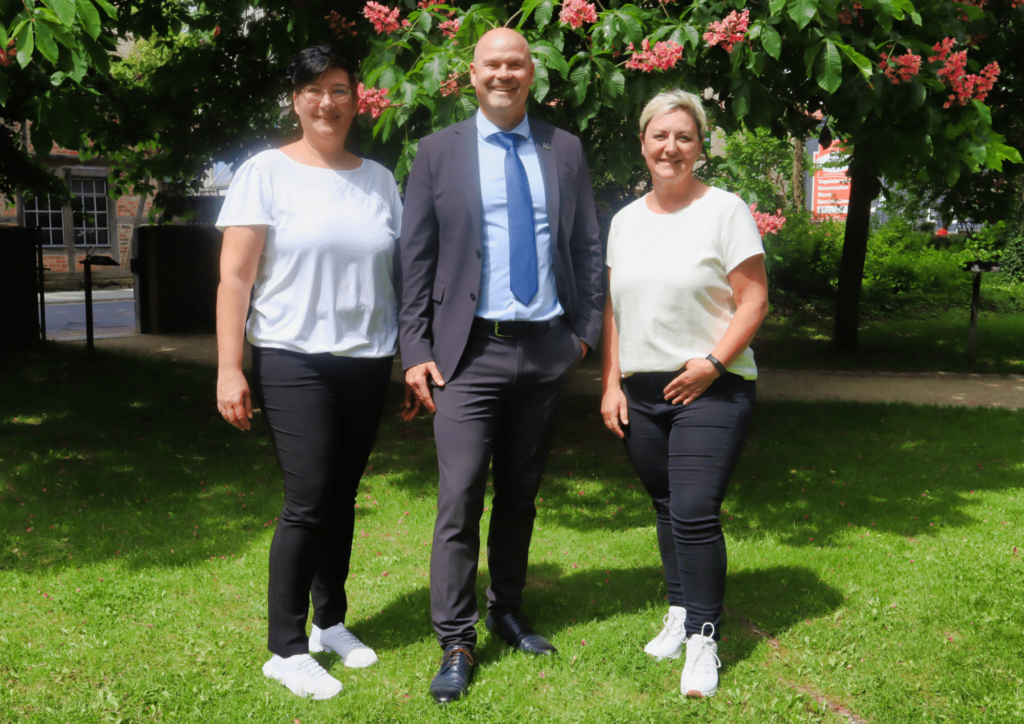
left=475, top=110, right=563, bottom=321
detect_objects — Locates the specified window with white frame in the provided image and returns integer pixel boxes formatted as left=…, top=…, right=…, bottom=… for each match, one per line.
left=23, top=196, right=65, bottom=246
left=71, top=177, right=110, bottom=246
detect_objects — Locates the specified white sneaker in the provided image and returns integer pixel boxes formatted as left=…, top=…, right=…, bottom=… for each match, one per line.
left=644, top=606, right=687, bottom=660
left=679, top=623, right=721, bottom=698
left=262, top=653, right=343, bottom=699
left=309, top=623, right=379, bottom=668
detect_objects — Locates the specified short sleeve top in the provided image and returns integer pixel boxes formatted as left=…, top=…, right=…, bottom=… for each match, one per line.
left=606, top=187, right=765, bottom=379
left=216, top=150, right=403, bottom=357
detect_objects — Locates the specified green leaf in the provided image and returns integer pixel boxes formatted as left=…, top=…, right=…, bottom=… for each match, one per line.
left=46, top=95, right=77, bottom=148
left=517, top=0, right=543, bottom=29
left=378, top=65, right=397, bottom=90
left=984, top=143, right=1022, bottom=171
left=970, top=99, right=992, bottom=126
left=607, top=141, right=634, bottom=186
left=420, top=53, right=448, bottom=95
left=0, top=72, right=9, bottom=106
left=34, top=21, right=60, bottom=64
left=836, top=42, right=871, bottom=81
left=532, top=43, right=568, bottom=78
left=814, top=40, right=842, bottom=93
left=909, top=81, right=926, bottom=110
left=92, top=0, right=116, bottom=18
left=16, top=24, right=34, bottom=68
left=534, top=0, right=554, bottom=30
left=44, top=0, right=76, bottom=25
left=434, top=94, right=456, bottom=129
left=76, top=0, right=101, bottom=40
left=569, top=61, right=591, bottom=105
left=761, top=25, right=781, bottom=60
left=770, top=0, right=787, bottom=15
left=732, top=81, right=751, bottom=120
left=803, top=40, right=822, bottom=80
left=69, top=45, right=88, bottom=82
left=786, top=0, right=818, bottom=29
left=31, top=120, right=53, bottom=157
left=574, top=81, right=600, bottom=131
left=531, top=62, right=550, bottom=103
left=681, top=24, right=699, bottom=48
left=456, top=94, right=477, bottom=121
left=944, top=155, right=960, bottom=186
left=612, top=11, right=643, bottom=44
left=79, top=34, right=109, bottom=75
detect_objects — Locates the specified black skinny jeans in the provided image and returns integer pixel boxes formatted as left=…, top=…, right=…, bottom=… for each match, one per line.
left=251, top=347, right=392, bottom=657
left=622, top=371, right=754, bottom=639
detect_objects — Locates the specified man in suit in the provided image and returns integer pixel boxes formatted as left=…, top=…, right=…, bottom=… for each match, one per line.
left=397, top=27, right=604, bottom=704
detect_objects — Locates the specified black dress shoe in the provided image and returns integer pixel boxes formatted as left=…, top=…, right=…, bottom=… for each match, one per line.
left=486, top=610, right=558, bottom=655
left=429, top=645, right=476, bottom=704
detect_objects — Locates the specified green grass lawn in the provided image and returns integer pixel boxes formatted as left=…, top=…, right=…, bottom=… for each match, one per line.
left=2, top=345, right=1023, bottom=723
left=755, top=310, right=1024, bottom=375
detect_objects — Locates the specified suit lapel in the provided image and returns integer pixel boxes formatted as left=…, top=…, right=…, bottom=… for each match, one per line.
left=455, top=117, right=484, bottom=244
left=530, top=119, right=560, bottom=247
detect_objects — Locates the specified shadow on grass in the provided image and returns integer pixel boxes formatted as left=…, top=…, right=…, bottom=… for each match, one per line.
left=2, top=344, right=1019, bottom=580
left=337, top=561, right=842, bottom=677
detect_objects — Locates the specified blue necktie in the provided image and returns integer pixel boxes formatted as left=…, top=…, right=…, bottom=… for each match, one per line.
left=492, top=132, right=538, bottom=304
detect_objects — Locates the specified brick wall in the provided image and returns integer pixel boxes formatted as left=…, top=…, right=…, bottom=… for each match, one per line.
left=118, top=224, right=133, bottom=268
left=43, top=253, right=68, bottom=272
left=0, top=194, right=17, bottom=223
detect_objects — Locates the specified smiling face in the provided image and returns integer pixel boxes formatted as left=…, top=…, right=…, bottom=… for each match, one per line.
left=292, top=67, right=358, bottom=144
left=640, top=108, right=703, bottom=184
left=470, top=28, right=534, bottom=129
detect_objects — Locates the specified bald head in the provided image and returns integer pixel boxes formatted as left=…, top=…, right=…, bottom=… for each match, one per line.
left=471, top=28, right=535, bottom=131
left=474, top=28, right=533, bottom=65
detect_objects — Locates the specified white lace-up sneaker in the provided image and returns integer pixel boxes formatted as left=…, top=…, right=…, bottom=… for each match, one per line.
left=679, top=623, right=721, bottom=698
left=262, top=653, right=343, bottom=699
left=309, top=623, right=379, bottom=668
left=644, top=606, right=687, bottom=660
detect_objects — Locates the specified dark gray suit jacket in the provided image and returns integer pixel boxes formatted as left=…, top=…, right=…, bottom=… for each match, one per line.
left=396, top=115, right=604, bottom=382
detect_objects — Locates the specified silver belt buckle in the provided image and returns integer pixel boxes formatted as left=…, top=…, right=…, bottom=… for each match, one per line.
left=494, top=321, right=513, bottom=338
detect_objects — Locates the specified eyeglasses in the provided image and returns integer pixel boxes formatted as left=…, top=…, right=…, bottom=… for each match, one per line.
left=299, top=86, right=353, bottom=104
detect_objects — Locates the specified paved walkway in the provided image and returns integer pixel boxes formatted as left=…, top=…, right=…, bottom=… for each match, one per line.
left=77, top=334, right=1024, bottom=410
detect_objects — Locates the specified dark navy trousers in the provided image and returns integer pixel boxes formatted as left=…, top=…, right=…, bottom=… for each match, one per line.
left=622, top=371, right=755, bottom=639
left=252, top=347, right=392, bottom=657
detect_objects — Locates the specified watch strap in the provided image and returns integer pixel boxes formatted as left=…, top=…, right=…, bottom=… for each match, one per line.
left=705, top=354, right=727, bottom=376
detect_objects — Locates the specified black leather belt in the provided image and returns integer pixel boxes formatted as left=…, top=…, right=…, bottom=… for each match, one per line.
left=472, top=317, right=558, bottom=338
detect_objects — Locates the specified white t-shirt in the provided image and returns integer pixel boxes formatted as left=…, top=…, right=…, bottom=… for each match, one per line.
left=606, top=187, right=765, bottom=379
left=216, top=150, right=402, bottom=357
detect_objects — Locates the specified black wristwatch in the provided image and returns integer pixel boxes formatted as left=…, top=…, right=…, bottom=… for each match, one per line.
left=705, top=354, right=727, bottom=376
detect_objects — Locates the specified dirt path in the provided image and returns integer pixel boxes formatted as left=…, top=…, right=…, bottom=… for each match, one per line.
left=89, top=334, right=1024, bottom=410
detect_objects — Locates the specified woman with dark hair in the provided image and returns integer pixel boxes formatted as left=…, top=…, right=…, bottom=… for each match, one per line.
left=600, top=90, right=769, bottom=699
left=215, top=45, right=412, bottom=699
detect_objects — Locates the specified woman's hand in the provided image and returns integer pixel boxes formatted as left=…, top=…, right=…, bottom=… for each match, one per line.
left=399, top=382, right=423, bottom=422
left=601, top=386, right=630, bottom=438
left=217, top=368, right=253, bottom=430
left=663, top=358, right=720, bottom=406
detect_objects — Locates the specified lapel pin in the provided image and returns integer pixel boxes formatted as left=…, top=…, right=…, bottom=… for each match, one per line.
left=540, top=142, right=552, bottom=150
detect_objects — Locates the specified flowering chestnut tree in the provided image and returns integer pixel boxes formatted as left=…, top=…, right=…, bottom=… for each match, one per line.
left=351, top=0, right=1021, bottom=352
left=2, top=0, right=1021, bottom=351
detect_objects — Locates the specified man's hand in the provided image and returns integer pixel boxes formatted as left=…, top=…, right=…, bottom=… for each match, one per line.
left=399, top=383, right=423, bottom=422
left=405, top=361, right=445, bottom=414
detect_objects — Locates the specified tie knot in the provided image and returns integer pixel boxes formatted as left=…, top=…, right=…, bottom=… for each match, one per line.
left=492, top=132, right=523, bottom=151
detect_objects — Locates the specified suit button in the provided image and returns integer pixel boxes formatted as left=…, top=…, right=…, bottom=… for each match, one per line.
left=476, top=250, right=481, bottom=259
left=470, top=293, right=477, bottom=301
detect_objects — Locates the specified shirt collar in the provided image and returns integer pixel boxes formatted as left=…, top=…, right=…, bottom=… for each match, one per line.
left=477, top=109, right=531, bottom=141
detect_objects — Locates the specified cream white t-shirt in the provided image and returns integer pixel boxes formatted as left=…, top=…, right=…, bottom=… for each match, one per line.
left=606, top=187, right=765, bottom=379
left=216, top=150, right=402, bottom=357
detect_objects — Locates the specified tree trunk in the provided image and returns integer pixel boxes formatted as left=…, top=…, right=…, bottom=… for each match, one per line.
left=791, top=136, right=805, bottom=210
left=833, top=163, right=881, bottom=354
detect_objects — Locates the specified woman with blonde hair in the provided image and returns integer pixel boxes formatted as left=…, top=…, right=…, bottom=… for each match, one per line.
left=600, top=90, right=769, bottom=698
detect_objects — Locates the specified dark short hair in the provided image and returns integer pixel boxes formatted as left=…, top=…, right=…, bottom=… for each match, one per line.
left=287, top=45, right=358, bottom=92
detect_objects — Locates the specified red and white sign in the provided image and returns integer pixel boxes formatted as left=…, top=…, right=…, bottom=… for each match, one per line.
left=811, top=142, right=851, bottom=219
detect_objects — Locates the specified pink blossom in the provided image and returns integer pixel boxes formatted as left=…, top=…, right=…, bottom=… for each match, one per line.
left=440, top=71, right=462, bottom=97
left=930, top=39, right=1000, bottom=107
left=358, top=83, right=393, bottom=118
left=363, top=1, right=402, bottom=34
left=749, top=203, right=786, bottom=237
left=559, top=0, right=598, bottom=30
left=882, top=50, right=922, bottom=84
left=439, top=18, right=460, bottom=39
left=703, top=9, right=750, bottom=53
left=625, top=39, right=684, bottom=73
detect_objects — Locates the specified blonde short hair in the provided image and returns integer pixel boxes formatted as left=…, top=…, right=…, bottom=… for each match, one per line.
left=639, top=90, right=707, bottom=142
